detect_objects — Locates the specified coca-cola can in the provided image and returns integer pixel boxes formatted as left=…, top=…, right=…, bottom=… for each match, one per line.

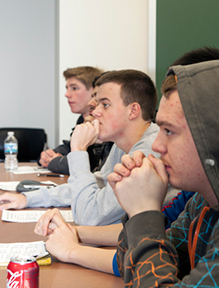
left=7, top=255, right=39, bottom=288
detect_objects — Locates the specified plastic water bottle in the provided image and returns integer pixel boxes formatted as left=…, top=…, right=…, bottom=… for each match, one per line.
left=4, top=131, right=18, bottom=171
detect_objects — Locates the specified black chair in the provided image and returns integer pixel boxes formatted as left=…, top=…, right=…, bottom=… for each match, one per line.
left=0, top=128, right=47, bottom=162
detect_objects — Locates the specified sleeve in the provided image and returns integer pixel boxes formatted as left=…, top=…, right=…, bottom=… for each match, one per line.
left=112, top=252, right=121, bottom=277
left=53, top=140, right=71, bottom=155
left=67, top=149, right=125, bottom=226
left=49, top=142, right=109, bottom=176
left=22, top=184, right=72, bottom=208
left=112, top=192, right=194, bottom=277
left=117, top=211, right=180, bottom=287
left=36, top=139, right=70, bottom=167
left=48, top=155, right=70, bottom=175
left=117, top=194, right=217, bottom=287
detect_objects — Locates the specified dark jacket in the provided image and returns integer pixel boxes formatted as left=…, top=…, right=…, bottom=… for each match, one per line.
left=117, top=60, right=219, bottom=287
left=40, top=115, right=113, bottom=174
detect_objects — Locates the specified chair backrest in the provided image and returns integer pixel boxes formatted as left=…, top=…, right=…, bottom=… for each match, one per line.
left=0, top=128, right=47, bottom=162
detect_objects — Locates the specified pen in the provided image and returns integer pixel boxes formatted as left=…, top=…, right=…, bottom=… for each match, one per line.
left=37, top=174, right=64, bottom=178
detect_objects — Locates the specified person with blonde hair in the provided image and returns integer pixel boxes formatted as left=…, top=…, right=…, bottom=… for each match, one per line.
left=39, top=66, right=104, bottom=174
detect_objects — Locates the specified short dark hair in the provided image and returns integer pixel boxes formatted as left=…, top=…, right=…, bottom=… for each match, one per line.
left=162, top=46, right=219, bottom=97
left=92, top=72, right=110, bottom=88
left=95, top=69, right=158, bottom=121
left=63, top=66, right=103, bottom=90
left=171, top=46, right=219, bottom=66
left=161, top=74, right=177, bottom=97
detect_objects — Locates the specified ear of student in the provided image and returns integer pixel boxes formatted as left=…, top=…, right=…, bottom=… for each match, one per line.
left=129, top=103, right=141, bottom=120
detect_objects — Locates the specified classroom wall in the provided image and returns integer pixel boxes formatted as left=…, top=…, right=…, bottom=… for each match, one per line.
left=58, top=0, right=152, bottom=143
left=0, top=0, right=57, bottom=149
left=2, top=0, right=218, bottom=150
left=0, top=0, right=154, bottom=149
left=156, top=0, right=219, bottom=99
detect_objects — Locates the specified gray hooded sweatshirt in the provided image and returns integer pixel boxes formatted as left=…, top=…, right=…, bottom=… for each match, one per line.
left=24, top=123, right=160, bottom=226
left=117, top=60, right=219, bottom=287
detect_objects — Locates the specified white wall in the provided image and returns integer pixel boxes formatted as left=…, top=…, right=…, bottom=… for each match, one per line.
left=0, top=0, right=156, bottom=149
left=58, top=0, right=153, bottom=143
left=0, top=0, right=57, bottom=149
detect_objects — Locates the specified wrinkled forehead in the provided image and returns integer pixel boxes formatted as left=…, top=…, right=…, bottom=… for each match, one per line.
left=156, top=90, right=185, bottom=126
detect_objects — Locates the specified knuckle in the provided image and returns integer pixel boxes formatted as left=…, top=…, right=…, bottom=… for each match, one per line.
left=113, top=163, right=121, bottom=172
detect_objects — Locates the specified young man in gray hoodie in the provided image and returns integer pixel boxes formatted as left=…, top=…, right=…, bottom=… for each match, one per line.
left=108, top=60, right=219, bottom=286
left=0, top=69, right=161, bottom=226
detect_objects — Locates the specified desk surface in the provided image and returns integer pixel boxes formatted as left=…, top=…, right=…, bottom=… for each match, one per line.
left=0, top=162, right=68, bottom=184
left=0, top=163, right=123, bottom=288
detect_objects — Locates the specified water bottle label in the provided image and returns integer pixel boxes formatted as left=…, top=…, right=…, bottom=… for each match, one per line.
left=4, top=143, right=18, bottom=154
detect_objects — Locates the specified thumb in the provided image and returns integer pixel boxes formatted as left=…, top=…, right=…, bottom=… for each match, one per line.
left=0, top=201, right=14, bottom=210
left=148, top=154, right=168, bottom=184
left=107, top=172, right=122, bottom=191
left=92, top=119, right=100, bottom=133
left=67, top=223, right=77, bottom=235
left=52, top=214, right=67, bottom=227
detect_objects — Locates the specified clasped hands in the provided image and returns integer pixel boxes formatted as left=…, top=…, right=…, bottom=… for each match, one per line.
left=34, top=150, right=169, bottom=261
left=107, top=151, right=169, bottom=219
left=35, top=208, right=81, bottom=263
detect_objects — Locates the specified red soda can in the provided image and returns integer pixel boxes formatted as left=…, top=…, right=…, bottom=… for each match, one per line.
left=7, top=256, right=39, bottom=288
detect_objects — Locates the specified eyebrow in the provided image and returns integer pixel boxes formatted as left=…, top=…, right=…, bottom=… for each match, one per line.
left=96, top=97, right=110, bottom=103
left=66, top=83, right=78, bottom=89
left=155, top=119, right=176, bottom=129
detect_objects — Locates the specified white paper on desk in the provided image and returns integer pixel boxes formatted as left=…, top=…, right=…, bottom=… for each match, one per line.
left=0, top=241, right=48, bottom=266
left=2, top=209, right=74, bottom=223
left=12, top=166, right=51, bottom=174
left=0, top=180, right=57, bottom=191
left=0, top=181, right=20, bottom=191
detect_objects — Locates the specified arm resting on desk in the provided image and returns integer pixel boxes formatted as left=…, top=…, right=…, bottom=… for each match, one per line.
left=0, top=184, right=71, bottom=211
left=23, top=184, right=71, bottom=208
left=0, top=193, right=27, bottom=210
left=35, top=208, right=122, bottom=245
left=35, top=211, right=121, bottom=275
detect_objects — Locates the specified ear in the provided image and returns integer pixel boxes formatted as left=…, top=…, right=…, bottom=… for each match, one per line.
left=129, top=102, right=141, bottom=120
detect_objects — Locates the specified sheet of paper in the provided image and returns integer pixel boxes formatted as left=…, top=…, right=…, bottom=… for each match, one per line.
left=0, top=180, right=57, bottom=192
left=2, top=209, right=74, bottom=223
left=0, top=181, right=20, bottom=191
left=0, top=241, right=48, bottom=266
left=12, top=166, right=51, bottom=174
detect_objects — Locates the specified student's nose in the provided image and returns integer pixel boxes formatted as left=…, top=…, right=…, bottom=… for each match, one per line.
left=87, top=98, right=97, bottom=109
left=92, top=105, right=101, bottom=118
left=152, top=132, right=167, bottom=155
left=65, top=89, right=71, bottom=98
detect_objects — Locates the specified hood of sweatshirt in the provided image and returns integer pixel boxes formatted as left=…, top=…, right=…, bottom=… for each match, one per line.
left=167, top=60, right=219, bottom=204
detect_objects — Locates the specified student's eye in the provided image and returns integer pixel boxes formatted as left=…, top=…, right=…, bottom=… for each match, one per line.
left=165, top=129, right=173, bottom=136
left=103, top=103, right=109, bottom=108
left=70, top=86, right=78, bottom=91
